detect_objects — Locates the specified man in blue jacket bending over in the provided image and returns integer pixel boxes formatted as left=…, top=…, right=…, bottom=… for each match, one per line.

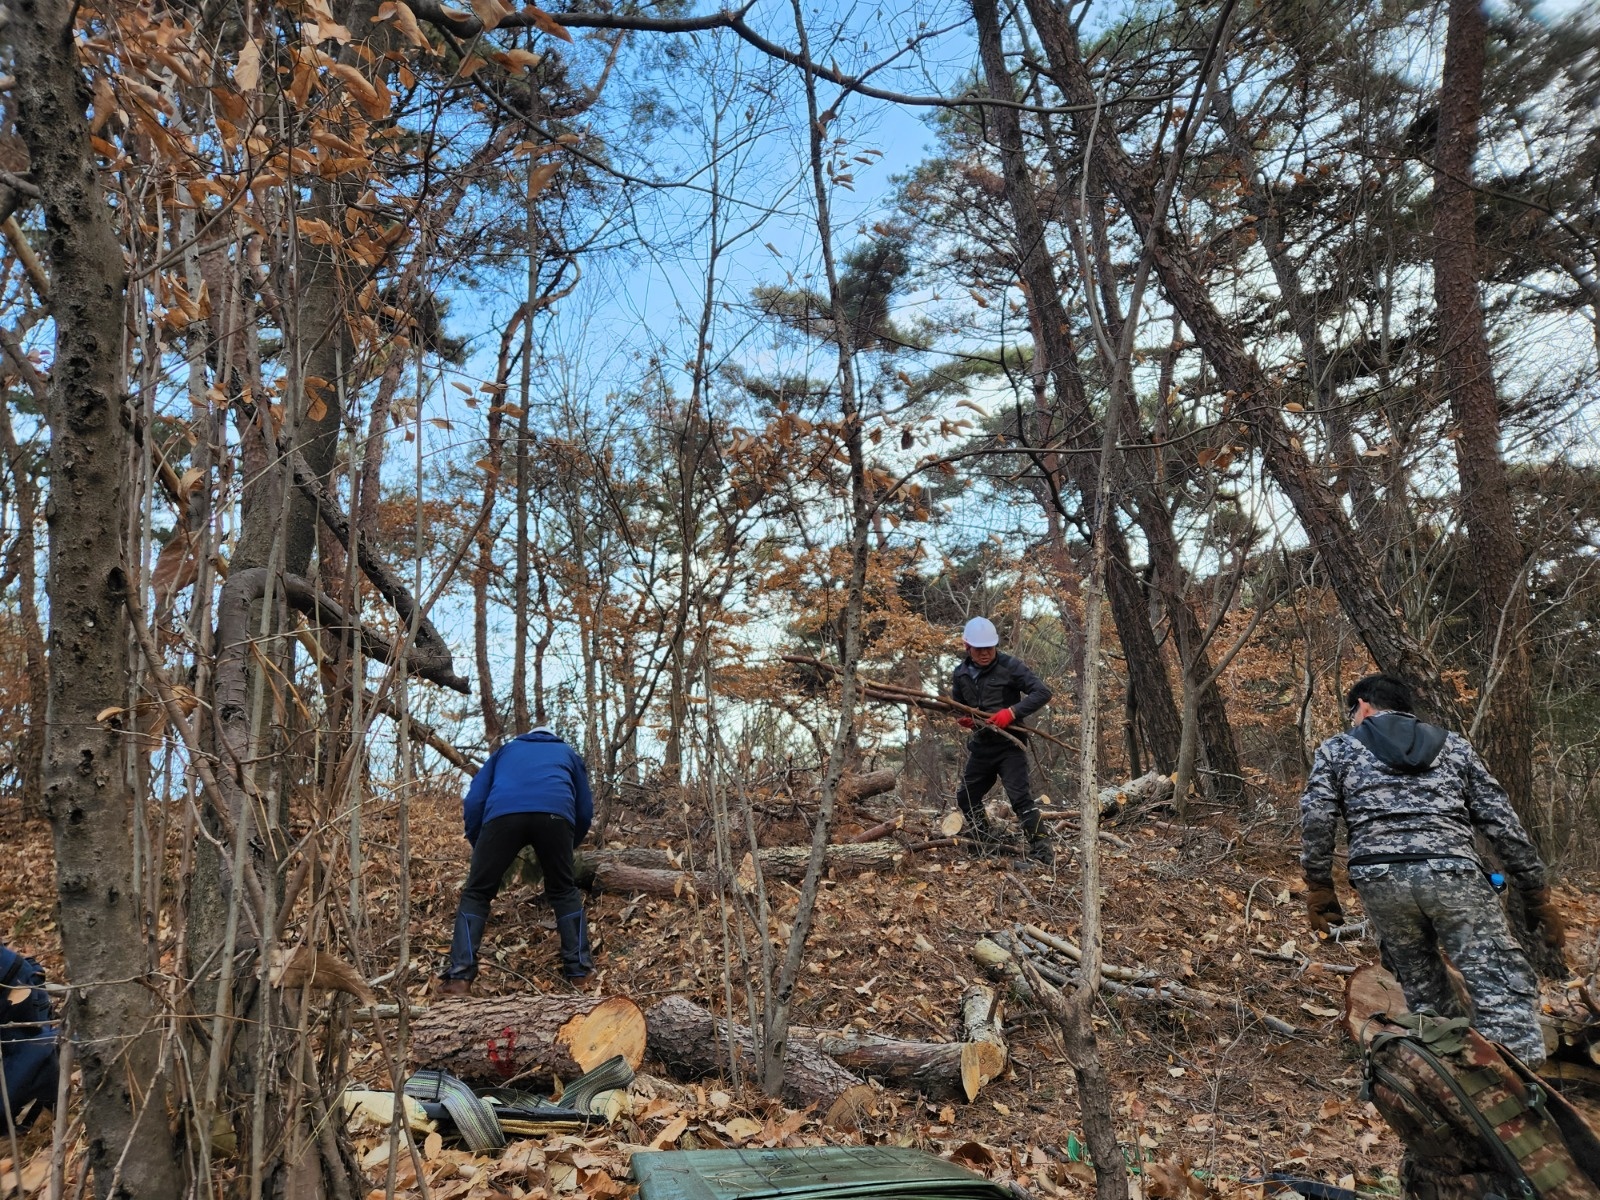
left=438, top=725, right=595, bottom=995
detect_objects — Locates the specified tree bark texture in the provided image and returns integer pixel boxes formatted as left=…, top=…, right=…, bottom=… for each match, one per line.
left=1432, top=0, right=1536, bottom=827
left=835, top=767, right=898, bottom=805
left=787, top=1029, right=973, bottom=1101
left=644, top=995, right=865, bottom=1109
left=409, top=994, right=647, bottom=1087
left=13, top=2, right=186, bottom=1194
left=1020, top=0, right=1460, bottom=726
left=970, top=0, right=1186, bottom=771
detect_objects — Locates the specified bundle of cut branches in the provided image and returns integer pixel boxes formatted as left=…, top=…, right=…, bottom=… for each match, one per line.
left=781, top=654, right=1072, bottom=752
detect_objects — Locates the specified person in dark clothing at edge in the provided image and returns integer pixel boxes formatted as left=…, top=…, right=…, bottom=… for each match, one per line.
left=1300, top=673, right=1565, bottom=1065
left=951, top=617, right=1055, bottom=865
left=438, top=725, right=595, bottom=995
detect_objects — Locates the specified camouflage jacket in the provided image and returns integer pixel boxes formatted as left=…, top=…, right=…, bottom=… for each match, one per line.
left=1300, top=729, right=1545, bottom=890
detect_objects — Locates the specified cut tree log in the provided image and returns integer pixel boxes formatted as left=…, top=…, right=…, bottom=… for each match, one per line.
left=1095, top=770, right=1174, bottom=817
left=739, top=840, right=903, bottom=885
left=589, top=862, right=720, bottom=897
left=844, top=815, right=903, bottom=844
left=644, top=995, right=864, bottom=1109
left=410, top=995, right=646, bottom=1087
left=564, top=843, right=904, bottom=895
left=836, top=768, right=898, bottom=804
left=790, top=1028, right=965, bottom=1101
left=787, top=1018, right=1005, bottom=1103
left=958, top=984, right=1008, bottom=1099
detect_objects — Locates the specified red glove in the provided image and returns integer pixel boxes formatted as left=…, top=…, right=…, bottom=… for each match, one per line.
left=988, top=708, right=1015, bottom=730
left=956, top=716, right=974, bottom=730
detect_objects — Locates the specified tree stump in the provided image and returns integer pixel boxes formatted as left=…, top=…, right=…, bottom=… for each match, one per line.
left=644, top=995, right=864, bottom=1109
left=410, top=995, right=646, bottom=1087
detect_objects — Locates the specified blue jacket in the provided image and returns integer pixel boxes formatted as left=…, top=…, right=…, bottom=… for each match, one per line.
left=462, top=729, right=593, bottom=846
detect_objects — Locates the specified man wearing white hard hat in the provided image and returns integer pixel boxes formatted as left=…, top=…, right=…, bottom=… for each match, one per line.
left=951, top=617, right=1055, bottom=864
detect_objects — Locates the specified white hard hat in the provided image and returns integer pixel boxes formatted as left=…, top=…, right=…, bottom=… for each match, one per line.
left=962, top=617, right=999, bottom=647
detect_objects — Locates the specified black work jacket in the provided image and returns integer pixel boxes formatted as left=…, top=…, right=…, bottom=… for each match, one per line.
left=951, top=652, right=1052, bottom=741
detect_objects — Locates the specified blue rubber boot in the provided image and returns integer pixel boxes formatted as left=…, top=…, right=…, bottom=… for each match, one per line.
left=556, top=909, right=593, bottom=981
left=440, top=909, right=486, bottom=987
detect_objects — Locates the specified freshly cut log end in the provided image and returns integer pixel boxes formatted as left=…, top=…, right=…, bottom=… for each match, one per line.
left=958, top=984, right=1007, bottom=1100
left=410, top=994, right=646, bottom=1087
left=564, top=996, right=648, bottom=1074
left=1342, top=964, right=1409, bottom=1045
left=960, top=1042, right=1006, bottom=1104
left=1095, top=770, right=1174, bottom=817
left=823, top=1084, right=878, bottom=1131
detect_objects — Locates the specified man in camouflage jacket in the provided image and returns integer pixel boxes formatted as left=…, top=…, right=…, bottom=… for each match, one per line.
left=1300, top=673, right=1565, bottom=1064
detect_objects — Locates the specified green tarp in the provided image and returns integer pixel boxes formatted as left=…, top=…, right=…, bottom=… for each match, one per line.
left=631, top=1147, right=1016, bottom=1200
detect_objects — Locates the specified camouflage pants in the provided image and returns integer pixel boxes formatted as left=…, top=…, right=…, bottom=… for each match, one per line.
left=1349, top=859, right=1544, bottom=1065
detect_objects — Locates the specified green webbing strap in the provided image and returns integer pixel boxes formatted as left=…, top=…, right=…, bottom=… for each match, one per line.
left=1367, top=1064, right=1453, bottom=1139
left=560, top=1054, right=635, bottom=1114
left=405, top=1069, right=506, bottom=1153
left=1528, top=1160, right=1573, bottom=1192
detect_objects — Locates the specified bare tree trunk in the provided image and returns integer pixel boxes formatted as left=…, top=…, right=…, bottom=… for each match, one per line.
left=512, top=157, right=540, bottom=734
left=14, top=3, right=186, bottom=1192
left=761, top=0, right=875, bottom=1098
left=1432, top=0, right=1536, bottom=826
left=0, top=390, right=46, bottom=813
left=1023, top=0, right=1460, bottom=725
left=970, top=0, right=1184, bottom=769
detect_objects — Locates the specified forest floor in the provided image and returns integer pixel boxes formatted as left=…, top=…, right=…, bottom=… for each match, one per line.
left=2, top=782, right=1597, bottom=1200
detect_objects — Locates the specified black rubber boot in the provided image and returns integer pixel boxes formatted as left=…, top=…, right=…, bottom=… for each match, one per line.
left=1019, top=810, right=1055, bottom=867
left=441, top=908, right=486, bottom=984
left=556, top=908, right=594, bottom=980
left=960, top=806, right=993, bottom=856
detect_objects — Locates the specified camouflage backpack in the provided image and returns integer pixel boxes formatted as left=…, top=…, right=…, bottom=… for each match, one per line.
left=1357, top=1010, right=1600, bottom=1200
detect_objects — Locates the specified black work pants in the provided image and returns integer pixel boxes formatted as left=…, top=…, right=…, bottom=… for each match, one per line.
left=956, top=736, right=1038, bottom=825
left=459, top=812, right=582, bottom=922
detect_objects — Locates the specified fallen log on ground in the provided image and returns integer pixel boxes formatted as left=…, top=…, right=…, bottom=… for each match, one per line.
left=644, top=995, right=863, bottom=1109
left=738, top=840, right=903, bottom=884
left=843, top=815, right=903, bottom=844
left=786, top=1028, right=976, bottom=1101
left=410, top=995, right=646, bottom=1087
left=958, top=984, right=1008, bottom=1098
left=836, top=768, right=898, bottom=805
left=565, top=843, right=906, bottom=894
left=1095, top=770, right=1174, bottom=817
left=589, top=862, right=722, bottom=897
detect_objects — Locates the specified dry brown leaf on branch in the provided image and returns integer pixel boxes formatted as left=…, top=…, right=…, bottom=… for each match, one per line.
left=270, top=943, right=377, bottom=1005
left=152, top=529, right=202, bottom=605
left=376, top=1, right=432, bottom=49
left=524, top=4, right=576, bottom=41
left=469, top=0, right=512, bottom=29
left=234, top=40, right=261, bottom=91
left=493, top=48, right=544, bottom=71
left=528, top=162, right=561, bottom=200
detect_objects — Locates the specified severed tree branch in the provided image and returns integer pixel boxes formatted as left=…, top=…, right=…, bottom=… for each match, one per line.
left=402, top=0, right=1170, bottom=116
left=285, top=446, right=470, bottom=694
